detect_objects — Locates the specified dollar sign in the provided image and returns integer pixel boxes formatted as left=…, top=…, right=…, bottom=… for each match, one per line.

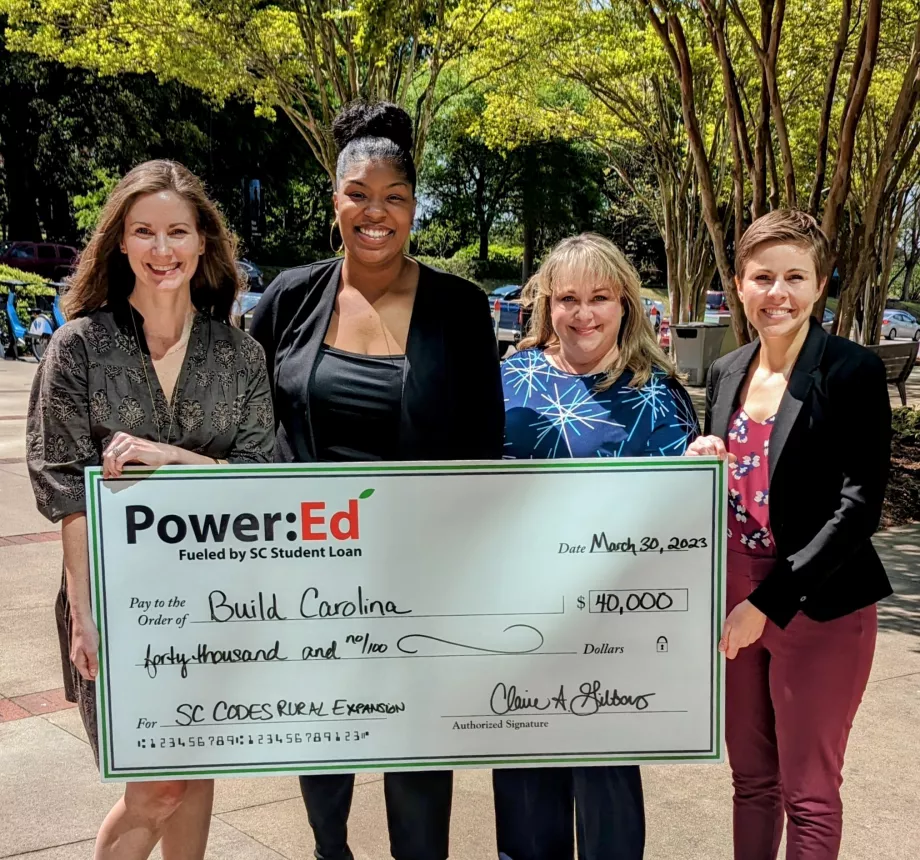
left=577, top=595, right=585, bottom=610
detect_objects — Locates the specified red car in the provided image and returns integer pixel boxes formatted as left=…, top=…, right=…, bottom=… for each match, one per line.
left=0, top=241, right=79, bottom=280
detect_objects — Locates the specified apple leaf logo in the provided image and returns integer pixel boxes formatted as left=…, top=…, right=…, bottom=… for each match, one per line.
left=359, top=488, right=375, bottom=499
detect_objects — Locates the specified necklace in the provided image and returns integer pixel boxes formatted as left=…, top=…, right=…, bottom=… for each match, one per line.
left=130, top=308, right=177, bottom=445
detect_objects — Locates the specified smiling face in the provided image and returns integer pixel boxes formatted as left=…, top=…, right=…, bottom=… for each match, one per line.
left=737, top=241, right=825, bottom=340
left=122, top=191, right=203, bottom=297
left=333, top=160, right=415, bottom=267
left=550, top=274, right=625, bottom=369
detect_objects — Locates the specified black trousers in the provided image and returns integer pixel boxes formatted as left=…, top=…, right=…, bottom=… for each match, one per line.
left=492, top=766, right=645, bottom=860
left=299, top=771, right=453, bottom=860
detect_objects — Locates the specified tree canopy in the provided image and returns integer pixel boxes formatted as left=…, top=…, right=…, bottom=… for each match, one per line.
left=0, top=0, right=520, bottom=177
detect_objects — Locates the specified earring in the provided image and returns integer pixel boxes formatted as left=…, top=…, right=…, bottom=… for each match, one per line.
left=329, top=221, right=344, bottom=255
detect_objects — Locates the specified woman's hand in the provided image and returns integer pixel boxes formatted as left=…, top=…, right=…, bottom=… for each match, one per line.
left=102, top=432, right=181, bottom=478
left=719, top=600, right=767, bottom=659
left=685, top=434, right=737, bottom=465
left=70, top=615, right=100, bottom=681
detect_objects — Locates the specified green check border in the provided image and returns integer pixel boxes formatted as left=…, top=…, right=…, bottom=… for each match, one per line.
left=86, top=457, right=726, bottom=781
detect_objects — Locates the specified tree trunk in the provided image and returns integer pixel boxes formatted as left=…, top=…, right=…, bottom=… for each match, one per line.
left=522, top=216, right=535, bottom=283
left=652, top=10, right=749, bottom=345
left=902, top=259, right=917, bottom=301
left=2, top=146, right=43, bottom=240
left=819, top=0, right=881, bottom=306
left=478, top=222, right=490, bottom=261
left=809, top=0, right=853, bottom=216
left=834, top=17, right=920, bottom=335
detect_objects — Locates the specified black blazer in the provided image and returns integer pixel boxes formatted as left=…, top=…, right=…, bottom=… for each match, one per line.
left=249, top=257, right=504, bottom=463
left=705, top=319, right=892, bottom=628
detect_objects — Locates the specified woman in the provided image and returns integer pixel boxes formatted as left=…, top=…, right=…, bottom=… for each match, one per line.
left=249, top=100, right=504, bottom=860
left=687, top=210, right=892, bottom=860
left=26, top=160, right=275, bottom=859
left=496, top=233, right=700, bottom=859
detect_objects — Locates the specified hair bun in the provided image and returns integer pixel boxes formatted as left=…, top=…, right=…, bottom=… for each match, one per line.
left=333, top=100, right=414, bottom=156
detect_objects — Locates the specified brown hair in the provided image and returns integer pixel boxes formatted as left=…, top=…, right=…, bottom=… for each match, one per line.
left=518, top=233, right=680, bottom=389
left=735, top=209, right=831, bottom=282
left=63, top=160, right=242, bottom=322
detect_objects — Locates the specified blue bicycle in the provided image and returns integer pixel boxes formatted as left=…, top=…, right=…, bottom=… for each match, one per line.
left=26, top=287, right=66, bottom=360
left=1, top=282, right=30, bottom=360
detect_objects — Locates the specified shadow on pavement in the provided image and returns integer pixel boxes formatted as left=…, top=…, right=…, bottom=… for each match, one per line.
left=874, top=528, right=920, bottom=647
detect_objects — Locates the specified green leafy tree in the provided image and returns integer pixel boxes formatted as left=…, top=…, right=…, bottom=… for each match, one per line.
left=72, top=169, right=120, bottom=237
left=1, top=0, right=522, bottom=178
left=474, top=2, right=724, bottom=323
left=640, top=0, right=920, bottom=343
left=419, top=93, right=526, bottom=260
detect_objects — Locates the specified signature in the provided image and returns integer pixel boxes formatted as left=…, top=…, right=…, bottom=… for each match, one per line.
left=490, top=680, right=655, bottom=716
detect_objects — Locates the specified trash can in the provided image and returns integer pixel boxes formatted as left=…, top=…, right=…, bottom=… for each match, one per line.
left=671, top=321, right=730, bottom=386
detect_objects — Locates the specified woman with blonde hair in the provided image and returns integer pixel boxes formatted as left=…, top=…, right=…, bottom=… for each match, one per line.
left=27, top=159, right=274, bottom=858
left=494, top=233, right=699, bottom=859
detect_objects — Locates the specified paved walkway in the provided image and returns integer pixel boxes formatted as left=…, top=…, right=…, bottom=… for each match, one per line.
left=1, top=356, right=918, bottom=859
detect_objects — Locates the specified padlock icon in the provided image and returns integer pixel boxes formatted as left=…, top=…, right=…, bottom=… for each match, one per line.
left=656, top=636, right=668, bottom=653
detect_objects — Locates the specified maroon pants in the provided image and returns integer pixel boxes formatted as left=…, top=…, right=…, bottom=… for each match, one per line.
left=725, top=550, right=876, bottom=860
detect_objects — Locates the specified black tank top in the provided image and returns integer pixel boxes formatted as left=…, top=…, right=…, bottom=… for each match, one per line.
left=309, top=345, right=407, bottom=461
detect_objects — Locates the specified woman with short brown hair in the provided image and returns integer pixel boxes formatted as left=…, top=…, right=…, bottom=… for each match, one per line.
left=27, top=159, right=274, bottom=858
left=688, top=210, right=891, bottom=859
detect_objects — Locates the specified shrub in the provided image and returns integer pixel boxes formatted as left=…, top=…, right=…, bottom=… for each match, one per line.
left=0, top=264, right=51, bottom=288
left=418, top=247, right=522, bottom=284
left=414, top=255, right=484, bottom=286
left=892, top=407, right=920, bottom=447
left=0, top=265, right=57, bottom=323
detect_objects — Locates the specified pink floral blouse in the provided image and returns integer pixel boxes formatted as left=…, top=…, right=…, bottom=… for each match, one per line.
left=726, top=408, right=776, bottom=557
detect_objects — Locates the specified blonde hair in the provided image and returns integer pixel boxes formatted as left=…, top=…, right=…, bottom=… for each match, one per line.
left=518, top=233, right=679, bottom=389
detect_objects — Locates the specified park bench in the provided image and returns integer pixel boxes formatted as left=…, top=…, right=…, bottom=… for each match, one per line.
left=864, top=340, right=920, bottom=407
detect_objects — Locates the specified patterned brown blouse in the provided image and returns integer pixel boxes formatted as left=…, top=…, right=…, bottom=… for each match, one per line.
left=27, top=299, right=275, bottom=522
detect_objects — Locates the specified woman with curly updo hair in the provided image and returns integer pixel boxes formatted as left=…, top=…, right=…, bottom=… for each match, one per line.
left=250, top=100, right=504, bottom=860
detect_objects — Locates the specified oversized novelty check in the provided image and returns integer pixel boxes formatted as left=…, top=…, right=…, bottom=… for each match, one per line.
left=87, top=460, right=726, bottom=781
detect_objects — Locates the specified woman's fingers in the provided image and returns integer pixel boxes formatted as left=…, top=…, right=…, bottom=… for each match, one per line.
left=687, top=435, right=731, bottom=460
left=103, top=434, right=142, bottom=477
left=686, top=439, right=712, bottom=456
left=72, top=645, right=95, bottom=681
left=112, top=442, right=141, bottom=473
left=102, top=432, right=129, bottom=459
left=86, top=646, right=99, bottom=680
left=709, top=437, right=728, bottom=459
left=103, top=433, right=128, bottom=478
left=718, top=622, right=731, bottom=656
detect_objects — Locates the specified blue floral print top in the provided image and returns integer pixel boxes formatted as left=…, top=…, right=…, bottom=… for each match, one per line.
left=501, top=348, right=700, bottom=459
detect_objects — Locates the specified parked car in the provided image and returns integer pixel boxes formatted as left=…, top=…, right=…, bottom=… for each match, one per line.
left=821, top=308, right=835, bottom=332
left=0, top=241, right=78, bottom=280
left=488, top=284, right=521, bottom=302
left=237, top=258, right=264, bottom=292
left=491, top=286, right=525, bottom=350
left=233, top=291, right=263, bottom=332
left=706, top=291, right=728, bottom=312
left=882, top=308, right=920, bottom=341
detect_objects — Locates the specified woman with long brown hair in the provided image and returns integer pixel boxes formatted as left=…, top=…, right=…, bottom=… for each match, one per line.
left=26, top=159, right=274, bottom=858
